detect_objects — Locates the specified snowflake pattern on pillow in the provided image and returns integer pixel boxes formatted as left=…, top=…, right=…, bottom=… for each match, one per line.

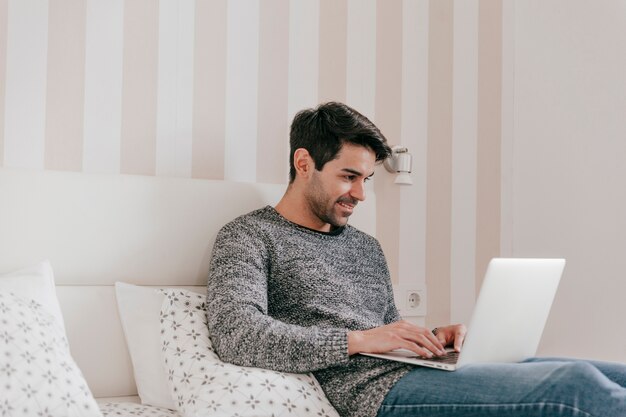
left=0, top=292, right=102, bottom=417
left=158, top=289, right=340, bottom=417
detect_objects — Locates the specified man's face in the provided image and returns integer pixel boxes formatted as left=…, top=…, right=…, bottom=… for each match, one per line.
left=304, top=143, right=376, bottom=229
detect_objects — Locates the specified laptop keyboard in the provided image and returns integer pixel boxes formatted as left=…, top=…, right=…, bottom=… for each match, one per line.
left=424, top=350, right=460, bottom=364
left=377, top=348, right=460, bottom=365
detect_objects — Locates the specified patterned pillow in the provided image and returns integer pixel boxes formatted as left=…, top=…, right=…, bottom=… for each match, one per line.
left=159, top=289, right=340, bottom=417
left=0, top=292, right=102, bottom=417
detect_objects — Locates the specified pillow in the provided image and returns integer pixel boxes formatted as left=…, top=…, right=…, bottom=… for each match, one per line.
left=159, top=289, right=340, bottom=417
left=0, top=292, right=102, bottom=417
left=114, top=282, right=176, bottom=410
left=0, top=260, right=66, bottom=333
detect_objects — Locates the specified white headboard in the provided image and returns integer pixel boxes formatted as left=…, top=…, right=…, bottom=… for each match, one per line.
left=0, top=167, right=377, bottom=398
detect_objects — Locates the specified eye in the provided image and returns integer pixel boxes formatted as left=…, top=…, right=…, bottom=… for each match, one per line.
left=364, top=176, right=372, bottom=183
left=344, top=175, right=356, bottom=181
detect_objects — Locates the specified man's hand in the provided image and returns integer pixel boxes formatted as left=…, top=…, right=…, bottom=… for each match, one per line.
left=433, top=324, right=467, bottom=353
left=347, top=320, right=446, bottom=358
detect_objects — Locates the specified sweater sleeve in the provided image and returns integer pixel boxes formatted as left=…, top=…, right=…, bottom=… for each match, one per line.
left=206, top=219, right=350, bottom=373
left=374, top=240, right=403, bottom=325
left=383, top=279, right=402, bottom=324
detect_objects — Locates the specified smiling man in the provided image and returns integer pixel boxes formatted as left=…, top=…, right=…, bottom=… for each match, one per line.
left=206, top=102, right=626, bottom=417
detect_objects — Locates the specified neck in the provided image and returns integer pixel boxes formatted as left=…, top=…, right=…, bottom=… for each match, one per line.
left=274, top=184, right=331, bottom=233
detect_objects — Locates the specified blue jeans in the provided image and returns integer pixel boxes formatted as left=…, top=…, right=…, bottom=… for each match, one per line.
left=376, top=357, right=626, bottom=417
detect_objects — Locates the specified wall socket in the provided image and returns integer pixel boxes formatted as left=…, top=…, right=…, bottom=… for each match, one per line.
left=393, top=285, right=427, bottom=317
left=407, top=291, right=421, bottom=309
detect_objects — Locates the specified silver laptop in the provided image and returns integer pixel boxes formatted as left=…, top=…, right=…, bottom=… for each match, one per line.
left=362, top=258, right=566, bottom=371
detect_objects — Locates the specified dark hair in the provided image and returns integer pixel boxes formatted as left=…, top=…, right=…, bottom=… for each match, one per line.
left=288, top=102, right=392, bottom=182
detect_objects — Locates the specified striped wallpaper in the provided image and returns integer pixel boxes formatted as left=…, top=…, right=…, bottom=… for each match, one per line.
left=0, top=0, right=503, bottom=328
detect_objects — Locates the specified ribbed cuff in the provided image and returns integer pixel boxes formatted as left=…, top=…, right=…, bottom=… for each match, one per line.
left=317, top=327, right=350, bottom=367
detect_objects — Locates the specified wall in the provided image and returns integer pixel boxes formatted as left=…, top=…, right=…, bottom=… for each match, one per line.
left=6, top=1, right=624, bottom=362
left=503, top=0, right=626, bottom=362
left=0, top=0, right=506, bottom=329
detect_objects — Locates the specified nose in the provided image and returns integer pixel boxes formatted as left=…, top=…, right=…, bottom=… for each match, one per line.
left=350, top=179, right=367, bottom=202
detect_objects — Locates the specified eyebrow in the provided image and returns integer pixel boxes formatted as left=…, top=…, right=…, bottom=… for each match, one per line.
left=341, top=168, right=375, bottom=178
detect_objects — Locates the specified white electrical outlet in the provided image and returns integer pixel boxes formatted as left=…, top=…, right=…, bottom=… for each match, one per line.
left=407, top=291, right=421, bottom=308
left=393, top=285, right=427, bottom=317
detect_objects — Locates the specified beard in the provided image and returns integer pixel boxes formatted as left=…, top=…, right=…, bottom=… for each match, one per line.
left=304, top=171, right=357, bottom=228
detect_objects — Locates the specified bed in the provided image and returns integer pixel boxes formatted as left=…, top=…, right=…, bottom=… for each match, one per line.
left=0, top=167, right=378, bottom=417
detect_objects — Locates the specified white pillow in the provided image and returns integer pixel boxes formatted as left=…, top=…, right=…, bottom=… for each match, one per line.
left=0, top=292, right=102, bottom=417
left=159, top=289, right=340, bottom=417
left=114, top=282, right=176, bottom=410
left=0, top=260, right=66, bottom=333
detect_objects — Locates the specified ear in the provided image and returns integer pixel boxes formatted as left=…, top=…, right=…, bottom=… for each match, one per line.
left=293, top=148, right=314, bottom=179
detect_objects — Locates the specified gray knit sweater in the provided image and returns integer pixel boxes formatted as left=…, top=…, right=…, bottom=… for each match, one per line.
left=206, top=206, right=412, bottom=417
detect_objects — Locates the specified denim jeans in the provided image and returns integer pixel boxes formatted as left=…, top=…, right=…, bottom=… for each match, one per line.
left=376, top=357, right=626, bottom=417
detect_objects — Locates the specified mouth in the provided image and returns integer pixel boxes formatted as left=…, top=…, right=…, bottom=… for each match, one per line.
left=336, top=200, right=357, bottom=214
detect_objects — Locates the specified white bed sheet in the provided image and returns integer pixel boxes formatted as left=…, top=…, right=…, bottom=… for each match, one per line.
left=99, top=402, right=180, bottom=417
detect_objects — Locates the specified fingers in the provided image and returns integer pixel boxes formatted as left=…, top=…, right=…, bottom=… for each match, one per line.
left=436, top=330, right=446, bottom=346
left=453, top=325, right=467, bottom=352
left=399, top=339, right=438, bottom=358
left=412, top=333, right=445, bottom=357
left=429, top=323, right=468, bottom=353
left=394, top=321, right=445, bottom=356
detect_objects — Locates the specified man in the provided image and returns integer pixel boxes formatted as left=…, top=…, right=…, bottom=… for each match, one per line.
left=207, top=102, right=626, bottom=417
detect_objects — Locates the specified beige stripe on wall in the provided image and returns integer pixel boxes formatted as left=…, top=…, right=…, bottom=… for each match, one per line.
left=318, top=0, right=347, bottom=104
left=374, top=0, right=403, bottom=284
left=256, top=0, right=289, bottom=184
left=476, top=0, right=502, bottom=292
left=120, top=0, right=159, bottom=176
left=426, top=0, right=453, bottom=328
left=44, top=0, right=86, bottom=172
left=346, top=0, right=376, bottom=120
left=450, top=0, right=478, bottom=325
left=398, top=0, right=429, bottom=291
left=0, top=0, right=6, bottom=167
left=192, top=0, right=227, bottom=180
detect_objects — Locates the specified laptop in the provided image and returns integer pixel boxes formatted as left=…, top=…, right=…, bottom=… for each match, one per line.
left=362, top=258, right=566, bottom=371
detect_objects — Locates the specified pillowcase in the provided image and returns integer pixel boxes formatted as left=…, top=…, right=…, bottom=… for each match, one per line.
left=0, top=292, right=102, bottom=417
left=159, top=289, right=340, bottom=417
left=0, top=260, right=66, bottom=333
left=114, top=282, right=177, bottom=410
